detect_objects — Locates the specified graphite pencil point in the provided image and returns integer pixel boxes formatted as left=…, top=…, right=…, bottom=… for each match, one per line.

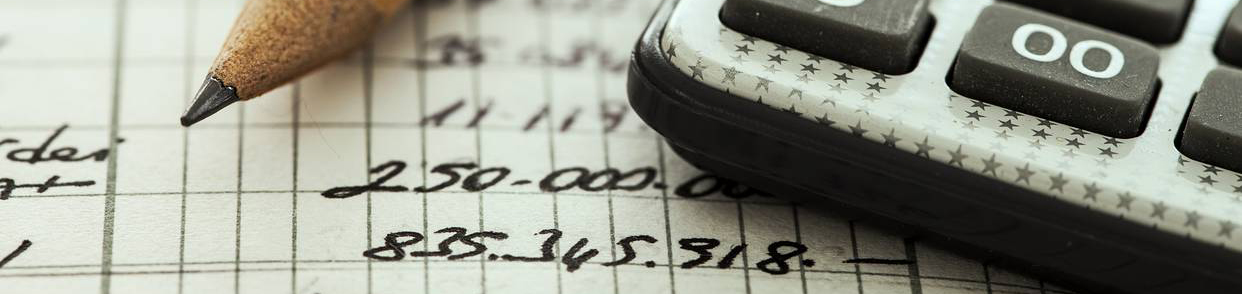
left=180, top=75, right=239, bottom=127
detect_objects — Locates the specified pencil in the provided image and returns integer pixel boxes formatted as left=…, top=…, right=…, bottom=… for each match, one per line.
left=180, top=0, right=410, bottom=126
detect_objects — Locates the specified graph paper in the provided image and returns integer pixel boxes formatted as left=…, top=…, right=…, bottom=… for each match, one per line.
left=0, top=0, right=1074, bottom=293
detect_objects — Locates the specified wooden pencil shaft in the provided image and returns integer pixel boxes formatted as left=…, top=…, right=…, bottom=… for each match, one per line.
left=209, top=0, right=409, bottom=99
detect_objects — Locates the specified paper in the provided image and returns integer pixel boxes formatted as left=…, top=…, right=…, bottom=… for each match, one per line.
left=0, top=0, right=1072, bottom=293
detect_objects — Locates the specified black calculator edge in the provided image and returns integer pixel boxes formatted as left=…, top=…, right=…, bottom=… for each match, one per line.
left=626, top=0, right=1242, bottom=293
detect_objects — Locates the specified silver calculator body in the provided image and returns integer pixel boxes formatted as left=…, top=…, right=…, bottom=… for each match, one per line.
left=627, top=0, right=1242, bottom=292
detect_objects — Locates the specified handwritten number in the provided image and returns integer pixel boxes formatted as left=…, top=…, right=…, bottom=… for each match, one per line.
left=716, top=244, right=747, bottom=268
left=501, top=229, right=561, bottom=262
left=462, top=167, right=510, bottom=192
left=561, top=238, right=599, bottom=272
left=362, top=232, right=424, bottom=261
left=678, top=238, right=720, bottom=268
left=447, top=230, right=508, bottom=260
left=414, top=163, right=478, bottom=192
left=322, top=161, right=410, bottom=198
left=755, top=241, right=808, bottom=275
left=602, top=235, right=657, bottom=266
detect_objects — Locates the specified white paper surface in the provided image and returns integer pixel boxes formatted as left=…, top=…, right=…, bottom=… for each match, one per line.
left=0, top=0, right=1072, bottom=293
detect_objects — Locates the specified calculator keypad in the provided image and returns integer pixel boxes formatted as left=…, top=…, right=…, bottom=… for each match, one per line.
left=1004, top=0, right=1192, bottom=44
left=719, top=0, right=933, bottom=74
left=949, top=3, right=1160, bottom=138
left=1179, top=68, right=1242, bottom=172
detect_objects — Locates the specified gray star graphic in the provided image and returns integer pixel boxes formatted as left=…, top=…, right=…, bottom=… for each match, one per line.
left=961, top=121, right=979, bottom=130
left=784, top=104, right=801, bottom=116
left=667, top=43, right=678, bottom=57
left=998, top=119, right=1018, bottom=130
left=1177, top=156, right=1189, bottom=166
left=948, top=145, right=968, bottom=167
left=866, top=82, right=886, bottom=93
left=1184, top=211, right=1201, bottom=229
left=735, top=44, right=754, bottom=55
left=815, top=113, right=836, bottom=126
left=688, top=60, right=707, bottom=80
left=763, top=64, right=780, bottom=74
left=1098, top=147, right=1117, bottom=158
left=807, top=55, right=827, bottom=63
left=1065, top=138, right=1084, bottom=148
left=1116, top=192, right=1134, bottom=210
left=1050, top=173, right=1069, bottom=192
left=1233, top=184, right=1242, bottom=194
left=788, top=88, right=803, bottom=99
left=969, top=100, right=990, bottom=110
left=833, top=72, right=852, bottom=83
left=872, top=73, right=890, bottom=82
left=800, top=63, right=820, bottom=74
left=721, top=66, right=740, bottom=85
left=1082, top=183, right=1100, bottom=201
left=740, top=35, right=758, bottom=44
left=1200, top=175, right=1217, bottom=185
left=839, top=63, right=857, bottom=72
left=981, top=154, right=1002, bottom=176
left=774, top=44, right=792, bottom=53
left=755, top=76, right=772, bottom=92
left=915, top=137, right=934, bottom=158
left=1150, top=202, right=1167, bottom=219
left=1069, top=128, right=1088, bottom=138
left=827, top=83, right=847, bottom=93
left=1003, top=109, right=1023, bottom=118
left=1204, top=165, right=1222, bottom=175
left=1015, top=163, right=1035, bottom=184
left=768, top=54, right=788, bottom=64
left=1037, top=119, right=1055, bottom=128
left=796, top=73, right=813, bottom=83
left=820, top=96, right=837, bottom=107
left=849, top=121, right=868, bottom=137
left=1031, top=129, right=1052, bottom=139
left=881, top=129, right=900, bottom=147
left=731, top=54, right=748, bottom=64
left=994, top=130, right=1011, bottom=141
left=965, top=110, right=985, bottom=121
left=1103, top=137, right=1122, bottom=147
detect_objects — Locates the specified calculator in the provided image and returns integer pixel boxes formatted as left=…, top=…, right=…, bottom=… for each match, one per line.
left=627, top=0, right=1242, bottom=293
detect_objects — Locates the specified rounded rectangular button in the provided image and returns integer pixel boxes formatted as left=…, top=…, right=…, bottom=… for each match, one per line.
left=1217, top=3, right=1242, bottom=67
left=1179, top=68, right=1242, bottom=172
left=950, top=3, right=1160, bottom=138
left=1005, top=0, right=1192, bottom=44
left=720, top=0, right=933, bottom=75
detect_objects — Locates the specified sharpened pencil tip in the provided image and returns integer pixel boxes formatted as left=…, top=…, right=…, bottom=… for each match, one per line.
left=181, top=75, right=239, bottom=127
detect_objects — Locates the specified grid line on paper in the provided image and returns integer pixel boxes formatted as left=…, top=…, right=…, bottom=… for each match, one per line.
left=99, top=0, right=128, bottom=293
left=290, top=83, right=302, bottom=294
left=791, top=206, right=808, bottom=294
left=177, top=0, right=197, bottom=293
left=536, top=5, right=566, bottom=294
left=363, top=44, right=376, bottom=294
left=0, top=256, right=1076, bottom=294
left=589, top=8, right=622, bottom=294
left=734, top=201, right=753, bottom=294
left=412, top=3, right=433, bottom=293
left=656, top=140, right=678, bottom=294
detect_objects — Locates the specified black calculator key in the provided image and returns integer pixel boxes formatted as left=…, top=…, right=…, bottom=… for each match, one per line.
left=1005, top=0, right=1192, bottom=44
left=1217, top=4, right=1242, bottom=67
left=1179, top=68, right=1242, bottom=172
left=720, top=0, right=932, bottom=75
left=950, top=3, right=1160, bottom=138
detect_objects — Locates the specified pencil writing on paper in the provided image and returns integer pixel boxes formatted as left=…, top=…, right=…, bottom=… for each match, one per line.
left=322, top=160, right=770, bottom=199
left=0, top=125, right=117, bottom=199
